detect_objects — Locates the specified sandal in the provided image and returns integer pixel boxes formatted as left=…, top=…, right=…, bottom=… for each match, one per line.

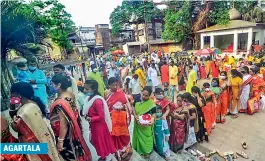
left=232, top=154, right=239, bottom=159
left=236, top=151, right=249, bottom=159
left=241, top=142, right=247, bottom=149
left=231, top=114, right=238, bottom=118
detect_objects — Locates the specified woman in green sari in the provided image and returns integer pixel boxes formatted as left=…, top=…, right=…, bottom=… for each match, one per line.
left=132, top=86, right=156, bottom=158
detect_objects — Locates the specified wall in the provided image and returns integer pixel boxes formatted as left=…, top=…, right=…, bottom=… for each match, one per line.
left=95, top=24, right=111, bottom=50
left=214, top=34, right=234, bottom=50
left=254, top=29, right=265, bottom=45
left=150, top=43, right=183, bottom=53
left=238, top=33, right=248, bottom=50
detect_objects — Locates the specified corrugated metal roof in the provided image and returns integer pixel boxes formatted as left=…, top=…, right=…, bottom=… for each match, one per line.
left=197, top=20, right=264, bottom=33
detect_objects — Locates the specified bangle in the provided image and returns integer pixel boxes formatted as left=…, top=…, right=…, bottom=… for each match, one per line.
left=58, top=138, right=64, bottom=141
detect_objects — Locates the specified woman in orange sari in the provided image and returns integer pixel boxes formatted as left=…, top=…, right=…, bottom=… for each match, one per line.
left=202, top=83, right=217, bottom=134
left=217, top=71, right=231, bottom=123
left=230, top=69, right=243, bottom=118
left=105, top=77, right=132, bottom=161
left=248, top=67, right=265, bottom=114
left=50, top=74, right=91, bottom=161
left=205, top=57, right=212, bottom=79
left=9, top=82, right=61, bottom=161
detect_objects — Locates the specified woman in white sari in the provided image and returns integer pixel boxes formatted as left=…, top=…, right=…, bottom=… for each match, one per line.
left=239, top=66, right=253, bottom=113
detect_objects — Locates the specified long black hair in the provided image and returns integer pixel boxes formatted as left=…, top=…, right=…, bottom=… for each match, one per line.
left=51, top=74, right=72, bottom=90
left=231, top=69, right=243, bottom=79
left=84, top=80, right=101, bottom=98
left=10, top=82, right=46, bottom=117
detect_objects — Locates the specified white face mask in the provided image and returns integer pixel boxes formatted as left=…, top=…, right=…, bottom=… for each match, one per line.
left=92, top=68, right=98, bottom=72
left=220, top=76, right=226, bottom=80
left=205, top=88, right=210, bottom=92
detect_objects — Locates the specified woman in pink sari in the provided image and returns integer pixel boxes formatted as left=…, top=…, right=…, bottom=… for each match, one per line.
left=83, top=80, right=117, bottom=161
left=105, top=77, right=132, bottom=161
left=199, top=62, right=207, bottom=79
left=211, top=60, right=219, bottom=78
left=169, top=94, right=190, bottom=152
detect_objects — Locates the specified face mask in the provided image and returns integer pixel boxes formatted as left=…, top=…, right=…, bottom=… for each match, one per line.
left=205, top=88, right=210, bottom=92
left=156, top=112, right=162, bottom=117
left=86, top=92, right=94, bottom=96
left=92, top=68, right=98, bottom=72
left=211, top=82, right=218, bottom=87
left=156, top=95, right=164, bottom=100
left=28, top=66, right=36, bottom=71
left=220, top=76, right=226, bottom=80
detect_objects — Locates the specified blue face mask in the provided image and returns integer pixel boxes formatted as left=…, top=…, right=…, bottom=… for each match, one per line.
left=156, top=112, right=162, bottom=117
left=86, top=92, right=94, bottom=96
left=211, top=82, right=218, bottom=87
left=28, top=66, right=36, bottom=71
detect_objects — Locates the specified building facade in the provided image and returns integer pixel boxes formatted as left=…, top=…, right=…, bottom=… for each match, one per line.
left=76, top=27, right=96, bottom=46
left=95, top=24, right=111, bottom=50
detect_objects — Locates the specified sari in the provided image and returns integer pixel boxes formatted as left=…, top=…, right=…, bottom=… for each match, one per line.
left=14, top=103, right=61, bottom=161
left=155, top=98, right=174, bottom=127
left=199, top=65, right=206, bottom=79
left=230, top=77, right=243, bottom=115
left=247, top=74, right=265, bottom=114
left=154, top=119, right=170, bottom=158
left=132, top=99, right=156, bottom=155
left=205, top=60, right=212, bottom=78
left=202, top=91, right=216, bottom=135
left=217, top=79, right=230, bottom=123
left=178, top=66, right=186, bottom=91
left=211, top=62, right=219, bottom=78
left=184, top=103, right=198, bottom=149
left=169, top=105, right=190, bottom=152
left=105, top=90, right=132, bottom=160
left=50, top=98, right=91, bottom=161
left=83, top=95, right=116, bottom=160
left=1, top=116, right=27, bottom=161
left=239, top=75, right=253, bottom=113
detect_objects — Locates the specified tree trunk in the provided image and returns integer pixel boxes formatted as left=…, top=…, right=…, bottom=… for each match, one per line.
left=135, top=23, right=139, bottom=41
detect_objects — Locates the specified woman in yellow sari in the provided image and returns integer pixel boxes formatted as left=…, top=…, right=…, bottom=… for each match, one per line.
left=135, top=66, right=146, bottom=87
left=205, top=57, right=212, bottom=79
left=10, top=82, right=61, bottom=161
left=230, top=69, right=243, bottom=118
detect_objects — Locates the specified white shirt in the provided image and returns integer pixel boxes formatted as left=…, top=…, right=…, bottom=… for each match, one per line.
left=129, top=78, right=141, bottom=95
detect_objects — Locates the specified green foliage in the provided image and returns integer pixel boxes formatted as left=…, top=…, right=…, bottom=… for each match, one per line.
left=1, top=0, right=46, bottom=58
left=162, top=1, right=192, bottom=42
left=209, top=1, right=258, bottom=25
left=209, top=1, right=230, bottom=25
left=109, top=0, right=164, bottom=35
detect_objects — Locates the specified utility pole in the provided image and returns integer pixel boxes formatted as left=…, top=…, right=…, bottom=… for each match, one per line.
left=144, top=0, right=150, bottom=53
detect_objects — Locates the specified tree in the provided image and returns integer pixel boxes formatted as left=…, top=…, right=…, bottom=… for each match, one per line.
left=1, top=0, right=47, bottom=101
left=162, top=1, right=192, bottom=43
left=110, top=0, right=164, bottom=40
left=37, top=0, right=76, bottom=56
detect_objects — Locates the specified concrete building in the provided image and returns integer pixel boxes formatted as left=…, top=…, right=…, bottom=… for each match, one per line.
left=95, top=24, right=111, bottom=51
left=76, top=27, right=96, bottom=46
left=197, top=8, right=265, bottom=56
left=133, top=22, right=163, bottom=43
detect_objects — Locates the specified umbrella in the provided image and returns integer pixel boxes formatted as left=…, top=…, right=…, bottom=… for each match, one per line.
left=214, top=48, right=222, bottom=55
left=195, top=49, right=213, bottom=56
left=112, top=50, right=125, bottom=55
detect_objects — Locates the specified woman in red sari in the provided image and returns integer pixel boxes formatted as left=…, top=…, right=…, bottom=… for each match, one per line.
left=248, top=67, right=265, bottom=114
left=199, top=60, right=207, bottom=79
left=105, top=77, right=132, bottom=161
left=217, top=71, right=231, bottom=123
left=178, top=62, right=186, bottom=91
left=169, top=94, right=190, bottom=152
left=211, top=60, right=219, bottom=78
left=50, top=74, right=91, bottom=161
left=9, top=82, right=61, bottom=161
left=83, top=80, right=117, bottom=161
left=202, top=83, right=217, bottom=134
left=1, top=115, right=27, bottom=161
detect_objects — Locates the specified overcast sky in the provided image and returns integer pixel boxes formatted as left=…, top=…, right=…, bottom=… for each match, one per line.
left=59, top=0, right=123, bottom=27
left=59, top=0, right=165, bottom=28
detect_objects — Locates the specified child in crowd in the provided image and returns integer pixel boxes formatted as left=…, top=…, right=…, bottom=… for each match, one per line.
left=154, top=105, right=171, bottom=160
left=129, top=74, right=141, bottom=106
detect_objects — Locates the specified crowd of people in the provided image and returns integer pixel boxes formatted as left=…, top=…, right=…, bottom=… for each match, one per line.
left=1, top=49, right=265, bottom=161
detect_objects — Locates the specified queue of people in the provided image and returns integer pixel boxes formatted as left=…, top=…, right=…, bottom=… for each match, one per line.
left=2, top=50, right=265, bottom=161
